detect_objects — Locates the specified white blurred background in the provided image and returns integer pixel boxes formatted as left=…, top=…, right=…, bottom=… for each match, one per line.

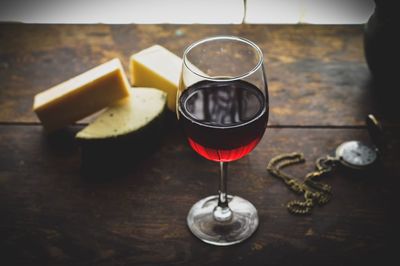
left=0, top=0, right=375, bottom=24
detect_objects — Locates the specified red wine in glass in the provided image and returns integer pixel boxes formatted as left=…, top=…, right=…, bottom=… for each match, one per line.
left=178, top=79, right=268, bottom=162
left=178, top=36, right=268, bottom=246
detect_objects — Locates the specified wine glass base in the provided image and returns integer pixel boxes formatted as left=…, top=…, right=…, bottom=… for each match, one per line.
left=187, top=195, right=259, bottom=246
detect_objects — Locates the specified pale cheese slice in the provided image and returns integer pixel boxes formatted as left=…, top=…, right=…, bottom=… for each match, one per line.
left=76, top=88, right=167, bottom=140
left=130, top=45, right=181, bottom=112
left=130, top=45, right=209, bottom=112
left=33, top=58, right=130, bottom=132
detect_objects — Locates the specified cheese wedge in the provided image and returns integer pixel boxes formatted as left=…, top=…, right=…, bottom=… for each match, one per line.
left=76, top=88, right=167, bottom=140
left=76, top=88, right=167, bottom=177
left=33, top=58, right=130, bottom=132
left=130, top=45, right=181, bottom=112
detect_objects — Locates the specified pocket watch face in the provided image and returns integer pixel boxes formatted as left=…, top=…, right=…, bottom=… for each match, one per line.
left=335, top=141, right=377, bottom=169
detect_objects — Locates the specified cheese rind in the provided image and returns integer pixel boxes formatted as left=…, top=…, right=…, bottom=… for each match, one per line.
left=33, top=58, right=130, bottom=132
left=130, top=45, right=181, bottom=112
left=76, top=88, right=167, bottom=176
left=76, top=87, right=167, bottom=140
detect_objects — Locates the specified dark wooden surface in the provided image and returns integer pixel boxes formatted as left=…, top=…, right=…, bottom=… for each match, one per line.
left=1, top=24, right=400, bottom=265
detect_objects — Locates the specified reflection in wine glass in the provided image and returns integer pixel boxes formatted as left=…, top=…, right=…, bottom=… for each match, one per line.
left=177, top=36, right=269, bottom=246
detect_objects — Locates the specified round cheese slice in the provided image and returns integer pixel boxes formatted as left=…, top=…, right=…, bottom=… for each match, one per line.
left=76, top=87, right=167, bottom=140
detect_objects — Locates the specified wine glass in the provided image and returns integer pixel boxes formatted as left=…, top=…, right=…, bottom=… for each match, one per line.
left=177, top=36, right=269, bottom=246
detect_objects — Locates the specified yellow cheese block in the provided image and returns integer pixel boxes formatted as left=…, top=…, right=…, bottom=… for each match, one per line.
left=130, top=45, right=181, bottom=112
left=33, top=58, right=130, bottom=132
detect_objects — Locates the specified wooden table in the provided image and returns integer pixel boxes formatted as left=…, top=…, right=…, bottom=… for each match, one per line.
left=1, top=24, right=399, bottom=265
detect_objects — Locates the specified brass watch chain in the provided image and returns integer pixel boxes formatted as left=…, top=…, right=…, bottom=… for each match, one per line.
left=267, top=152, right=337, bottom=215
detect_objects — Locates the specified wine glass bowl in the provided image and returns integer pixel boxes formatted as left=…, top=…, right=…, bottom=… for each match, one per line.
left=177, top=36, right=268, bottom=246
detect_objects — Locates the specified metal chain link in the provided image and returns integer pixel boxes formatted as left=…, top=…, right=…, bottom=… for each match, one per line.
left=267, top=152, right=337, bottom=215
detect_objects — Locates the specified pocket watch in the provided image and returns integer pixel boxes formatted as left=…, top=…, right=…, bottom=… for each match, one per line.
left=267, top=114, right=383, bottom=214
left=335, top=140, right=377, bottom=169
left=335, top=114, right=382, bottom=169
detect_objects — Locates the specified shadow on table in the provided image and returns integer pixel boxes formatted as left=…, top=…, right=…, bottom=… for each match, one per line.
left=41, top=112, right=178, bottom=183
left=79, top=139, right=162, bottom=182
left=367, top=77, right=400, bottom=124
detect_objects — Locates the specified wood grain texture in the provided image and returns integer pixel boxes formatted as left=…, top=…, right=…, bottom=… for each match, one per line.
left=1, top=23, right=399, bottom=265
left=1, top=124, right=399, bottom=265
left=1, top=24, right=399, bottom=126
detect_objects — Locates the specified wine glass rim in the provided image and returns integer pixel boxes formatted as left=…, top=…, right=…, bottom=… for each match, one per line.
left=183, top=35, right=264, bottom=82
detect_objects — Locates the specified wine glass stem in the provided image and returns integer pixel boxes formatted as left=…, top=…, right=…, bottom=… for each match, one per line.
left=213, top=162, right=233, bottom=222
